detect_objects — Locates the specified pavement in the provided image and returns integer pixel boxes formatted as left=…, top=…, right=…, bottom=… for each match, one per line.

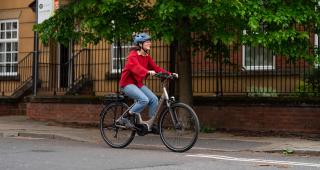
left=0, top=115, right=320, bottom=155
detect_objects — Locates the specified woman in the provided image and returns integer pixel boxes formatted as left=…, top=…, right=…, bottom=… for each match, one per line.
left=117, top=33, right=178, bottom=129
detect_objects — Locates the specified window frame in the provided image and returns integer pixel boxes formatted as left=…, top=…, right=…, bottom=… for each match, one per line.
left=0, top=19, right=19, bottom=76
left=110, top=42, right=133, bottom=74
left=242, top=30, right=275, bottom=71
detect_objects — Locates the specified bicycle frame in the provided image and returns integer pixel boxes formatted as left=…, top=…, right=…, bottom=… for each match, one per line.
left=100, top=73, right=199, bottom=152
left=118, top=77, right=178, bottom=131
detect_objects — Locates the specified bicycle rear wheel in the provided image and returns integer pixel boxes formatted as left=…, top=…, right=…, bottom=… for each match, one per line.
left=159, top=102, right=200, bottom=152
left=99, top=102, right=135, bottom=148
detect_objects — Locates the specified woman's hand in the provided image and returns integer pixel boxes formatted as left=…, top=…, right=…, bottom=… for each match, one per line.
left=171, top=73, right=179, bottom=78
left=148, top=70, right=156, bottom=76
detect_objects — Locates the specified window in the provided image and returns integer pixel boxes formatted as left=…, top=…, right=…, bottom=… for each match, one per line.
left=0, top=20, right=18, bottom=76
left=242, top=30, right=275, bottom=70
left=111, top=42, right=133, bottom=74
left=242, top=45, right=275, bottom=70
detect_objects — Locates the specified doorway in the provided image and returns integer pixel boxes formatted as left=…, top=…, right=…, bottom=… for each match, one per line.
left=59, top=43, right=70, bottom=88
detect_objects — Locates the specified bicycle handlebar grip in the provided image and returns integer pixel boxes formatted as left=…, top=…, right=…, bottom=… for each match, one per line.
left=154, top=72, right=178, bottom=80
left=171, top=74, right=178, bottom=79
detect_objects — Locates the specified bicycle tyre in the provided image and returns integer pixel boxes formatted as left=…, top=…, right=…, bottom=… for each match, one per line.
left=99, top=102, right=135, bottom=148
left=159, top=102, right=200, bottom=152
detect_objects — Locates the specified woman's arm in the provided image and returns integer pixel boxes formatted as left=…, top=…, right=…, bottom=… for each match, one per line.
left=147, top=55, right=171, bottom=74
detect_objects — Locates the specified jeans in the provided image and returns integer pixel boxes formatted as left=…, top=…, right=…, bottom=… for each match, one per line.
left=122, top=84, right=158, bottom=118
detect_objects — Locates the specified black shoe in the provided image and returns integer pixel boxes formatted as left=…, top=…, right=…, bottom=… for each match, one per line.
left=116, top=116, right=135, bottom=128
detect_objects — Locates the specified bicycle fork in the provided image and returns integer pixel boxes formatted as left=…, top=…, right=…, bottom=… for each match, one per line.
left=168, top=106, right=182, bottom=130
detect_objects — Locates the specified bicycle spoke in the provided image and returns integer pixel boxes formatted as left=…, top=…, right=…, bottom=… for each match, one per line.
left=160, top=103, right=199, bottom=152
left=99, top=102, right=135, bottom=148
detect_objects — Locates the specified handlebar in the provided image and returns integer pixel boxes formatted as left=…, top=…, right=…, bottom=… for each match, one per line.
left=154, top=72, right=178, bottom=80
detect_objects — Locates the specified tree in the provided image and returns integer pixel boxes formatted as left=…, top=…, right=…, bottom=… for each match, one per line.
left=34, top=0, right=320, bottom=105
left=34, top=0, right=151, bottom=45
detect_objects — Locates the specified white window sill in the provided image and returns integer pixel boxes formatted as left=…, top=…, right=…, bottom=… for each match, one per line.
left=0, top=72, right=18, bottom=76
left=243, top=66, right=275, bottom=71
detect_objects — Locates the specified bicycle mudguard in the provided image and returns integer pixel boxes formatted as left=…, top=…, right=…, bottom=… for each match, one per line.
left=103, top=93, right=126, bottom=105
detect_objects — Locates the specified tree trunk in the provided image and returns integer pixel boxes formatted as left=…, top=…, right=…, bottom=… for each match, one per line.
left=176, top=19, right=193, bottom=106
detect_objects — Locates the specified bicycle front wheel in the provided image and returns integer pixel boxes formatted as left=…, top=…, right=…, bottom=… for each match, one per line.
left=159, top=102, right=200, bottom=152
left=99, top=102, right=135, bottom=148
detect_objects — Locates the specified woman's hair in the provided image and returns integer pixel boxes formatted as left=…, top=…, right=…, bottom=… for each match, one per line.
left=129, top=45, right=141, bottom=51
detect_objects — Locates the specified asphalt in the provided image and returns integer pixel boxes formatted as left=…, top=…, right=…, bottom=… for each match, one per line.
left=1, top=115, right=320, bottom=155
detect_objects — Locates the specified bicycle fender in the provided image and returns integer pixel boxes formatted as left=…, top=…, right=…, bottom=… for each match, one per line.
left=99, top=102, right=123, bottom=117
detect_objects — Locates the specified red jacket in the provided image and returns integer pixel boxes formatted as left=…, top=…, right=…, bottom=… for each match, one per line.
left=119, top=50, right=169, bottom=88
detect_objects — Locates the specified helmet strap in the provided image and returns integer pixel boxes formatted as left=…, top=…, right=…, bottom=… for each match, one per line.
left=138, top=42, right=149, bottom=55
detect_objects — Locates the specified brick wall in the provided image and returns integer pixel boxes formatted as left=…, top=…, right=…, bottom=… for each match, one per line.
left=0, top=99, right=26, bottom=116
left=195, top=105, right=320, bottom=134
left=27, top=102, right=103, bottom=125
left=25, top=96, right=320, bottom=134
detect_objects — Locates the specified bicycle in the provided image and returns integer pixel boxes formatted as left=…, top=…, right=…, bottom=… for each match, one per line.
left=99, top=72, right=200, bottom=152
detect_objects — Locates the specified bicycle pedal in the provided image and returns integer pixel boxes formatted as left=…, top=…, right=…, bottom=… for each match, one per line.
left=135, top=124, right=149, bottom=136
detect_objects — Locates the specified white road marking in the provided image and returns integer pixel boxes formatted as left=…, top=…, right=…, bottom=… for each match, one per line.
left=186, top=154, right=320, bottom=168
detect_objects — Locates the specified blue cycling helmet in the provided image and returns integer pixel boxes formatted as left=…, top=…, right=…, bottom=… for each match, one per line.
left=133, top=33, right=151, bottom=44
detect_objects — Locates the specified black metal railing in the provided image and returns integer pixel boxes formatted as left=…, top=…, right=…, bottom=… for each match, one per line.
left=65, top=49, right=92, bottom=95
left=0, top=52, right=33, bottom=96
left=1, top=38, right=319, bottom=97
left=69, top=49, right=90, bottom=86
left=35, top=39, right=318, bottom=97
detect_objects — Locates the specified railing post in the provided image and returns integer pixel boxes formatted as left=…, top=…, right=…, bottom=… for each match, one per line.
left=87, top=49, right=91, bottom=77
left=32, top=0, right=39, bottom=96
left=116, top=40, right=121, bottom=94
left=32, top=40, right=39, bottom=95
left=71, top=54, right=74, bottom=86
left=215, top=40, right=223, bottom=96
left=32, top=32, right=39, bottom=96
left=169, top=42, right=176, bottom=96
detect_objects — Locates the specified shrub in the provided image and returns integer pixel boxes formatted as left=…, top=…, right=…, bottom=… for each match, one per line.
left=295, top=68, right=320, bottom=97
left=247, top=86, right=278, bottom=97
